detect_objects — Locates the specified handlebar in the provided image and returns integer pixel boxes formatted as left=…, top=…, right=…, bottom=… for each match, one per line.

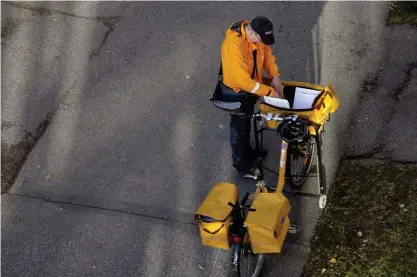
left=249, top=112, right=319, bottom=143
left=241, top=112, right=312, bottom=126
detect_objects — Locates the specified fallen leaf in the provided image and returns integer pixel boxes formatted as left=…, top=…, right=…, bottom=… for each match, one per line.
left=403, top=208, right=408, bottom=212
left=321, top=268, right=327, bottom=274
left=363, top=240, right=368, bottom=243
left=45, top=174, right=52, bottom=180
left=198, top=264, right=204, bottom=270
left=357, top=231, right=363, bottom=237
left=186, top=75, right=190, bottom=79
left=399, top=204, right=405, bottom=208
left=330, top=257, right=337, bottom=264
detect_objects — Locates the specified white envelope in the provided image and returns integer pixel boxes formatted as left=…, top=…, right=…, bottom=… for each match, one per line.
left=263, top=96, right=290, bottom=109
left=293, top=87, right=321, bottom=109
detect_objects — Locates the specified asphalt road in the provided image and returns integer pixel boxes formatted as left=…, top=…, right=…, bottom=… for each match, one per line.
left=2, top=2, right=392, bottom=277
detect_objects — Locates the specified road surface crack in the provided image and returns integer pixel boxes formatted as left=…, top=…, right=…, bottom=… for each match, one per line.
left=392, top=62, right=417, bottom=99
left=89, top=3, right=131, bottom=57
left=7, top=192, right=313, bottom=247
left=7, top=192, right=197, bottom=226
left=4, top=1, right=116, bottom=27
left=90, top=24, right=115, bottom=57
left=347, top=62, right=417, bottom=161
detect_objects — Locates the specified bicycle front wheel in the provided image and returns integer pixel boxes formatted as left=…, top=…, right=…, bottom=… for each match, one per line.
left=286, top=136, right=316, bottom=189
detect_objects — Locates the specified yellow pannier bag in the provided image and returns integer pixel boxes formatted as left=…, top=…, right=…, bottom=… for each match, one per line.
left=244, top=187, right=291, bottom=254
left=259, top=82, right=340, bottom=135
left=195, top=182, right=238, bottom=250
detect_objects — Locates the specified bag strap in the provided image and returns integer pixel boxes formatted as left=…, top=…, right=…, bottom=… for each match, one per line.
left=252, top=186, right=268, bottom=202
left=251, top=50, right=257, bottom=79
left=196, top=209, right=232, bottom=223
left=199, top=222, right=225, bottom=235
left=218, top=63, right=223, bottom=81
left=218, top=21, right=257, bottom=82
left=231, top=21, right=243, bottom=35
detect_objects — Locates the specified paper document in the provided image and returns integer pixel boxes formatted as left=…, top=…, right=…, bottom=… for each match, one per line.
left=293, top=87, right=321, bottom=109
left=263, top=96, right=290, bottom=109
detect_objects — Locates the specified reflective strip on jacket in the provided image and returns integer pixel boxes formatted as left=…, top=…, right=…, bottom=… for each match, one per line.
left=221, top=21, right=280, bottom=96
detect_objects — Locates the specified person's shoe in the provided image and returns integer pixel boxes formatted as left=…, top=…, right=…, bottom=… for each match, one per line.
left=233, top=163, right=261, bottom=180
left=243, top=167, right=261, bottom=180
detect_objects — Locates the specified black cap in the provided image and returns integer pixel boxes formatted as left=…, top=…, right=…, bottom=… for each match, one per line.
left=249, top=16, right=275, bottom=45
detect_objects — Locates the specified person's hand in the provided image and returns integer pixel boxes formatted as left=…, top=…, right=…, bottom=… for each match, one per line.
left=271, top=89, right=282, bottom=98
left=271, top=76, right=284, bottom=98
left=265, top=88, right=280, bottom=99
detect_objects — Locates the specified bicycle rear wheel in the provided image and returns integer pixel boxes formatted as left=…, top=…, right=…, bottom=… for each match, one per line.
left=286, top=136, right=315, bottom=189
left=229, top=243, right=240, bottom=277
left=239, top=242, right=265, bottom=277
left=228, top=244, right=265, bottom=277
left=229, top=238, right=265, bottom=277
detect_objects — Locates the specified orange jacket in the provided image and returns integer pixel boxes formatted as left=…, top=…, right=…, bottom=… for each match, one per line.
left=221, top=21, right=280, bottom=96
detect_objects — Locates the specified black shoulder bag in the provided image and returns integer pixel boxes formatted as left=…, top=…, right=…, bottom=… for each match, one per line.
left=210, top=51, right=258, bottom=113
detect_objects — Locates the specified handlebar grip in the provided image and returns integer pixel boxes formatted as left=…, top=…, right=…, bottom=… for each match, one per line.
left=239, top=114, right=259, bottom=119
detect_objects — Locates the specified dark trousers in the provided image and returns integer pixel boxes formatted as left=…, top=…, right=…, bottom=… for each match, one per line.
left=230, top=95, right=258, bottom=171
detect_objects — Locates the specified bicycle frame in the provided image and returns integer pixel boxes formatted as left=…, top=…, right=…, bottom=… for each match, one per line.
left=226, top=114, right=328, bottom=277
left=252, top=114, right=327, bottom=205
left=227, top=131, right=293, bottom=277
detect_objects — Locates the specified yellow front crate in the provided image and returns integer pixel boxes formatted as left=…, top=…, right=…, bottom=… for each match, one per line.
left=259, top=81, right=339, bottom=135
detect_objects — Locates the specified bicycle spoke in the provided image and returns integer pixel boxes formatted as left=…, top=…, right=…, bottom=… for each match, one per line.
left=287, top=136, right=315, bottom=188
left=239, top=245, right=264, bottom=277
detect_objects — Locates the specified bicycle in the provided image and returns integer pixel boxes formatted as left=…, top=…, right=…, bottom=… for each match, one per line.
left=226, top=112, right=330, bottom=277
left=250, top=112, right=329, bottom=209
left=197, top=81, right=339, bottom=277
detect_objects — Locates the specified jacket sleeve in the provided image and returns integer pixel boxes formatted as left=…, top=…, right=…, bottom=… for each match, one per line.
left=263, top=46, right=280, bottom=78
left=221, top=38, right=274, bottom=96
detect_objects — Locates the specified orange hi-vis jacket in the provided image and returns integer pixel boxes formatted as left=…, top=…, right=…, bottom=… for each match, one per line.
left=221, top=21, right=280, bottom=97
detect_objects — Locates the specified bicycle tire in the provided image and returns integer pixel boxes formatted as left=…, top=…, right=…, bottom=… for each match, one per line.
left=238, top=242, right=265, bottom=277
left=286, top=136, right=315, bottom=189
left=229, top=243, right=241, bottom=277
